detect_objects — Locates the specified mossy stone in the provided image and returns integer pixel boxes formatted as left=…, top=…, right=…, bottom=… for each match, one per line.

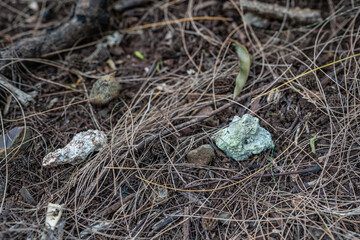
left=186, top=144, right=215, bottom=166
left=89, top=75, right=121, bottom=105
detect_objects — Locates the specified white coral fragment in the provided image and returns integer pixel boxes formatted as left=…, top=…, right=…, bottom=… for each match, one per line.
left=43, top=130, right=107, bottom=167
left=45, top=203, right=64, bottom=230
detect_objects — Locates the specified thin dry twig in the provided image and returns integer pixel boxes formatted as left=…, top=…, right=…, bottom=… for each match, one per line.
left=0, top=74, right=34, bottom=106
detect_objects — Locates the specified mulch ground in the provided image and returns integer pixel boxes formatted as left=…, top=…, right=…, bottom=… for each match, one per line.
left=0, top=0, right=360, bottom=239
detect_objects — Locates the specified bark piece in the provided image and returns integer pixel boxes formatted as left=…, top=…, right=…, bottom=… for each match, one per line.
left=235, top=0, right=322, bottom=23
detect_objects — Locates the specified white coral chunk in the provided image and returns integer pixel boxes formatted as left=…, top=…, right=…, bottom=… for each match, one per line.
left=43, top=130, right=107, bottom=167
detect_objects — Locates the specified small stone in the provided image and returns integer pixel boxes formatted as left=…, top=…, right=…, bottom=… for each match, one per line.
left=89, top=74, right=121, bottom=105
left=151, top=186, right=168, bottom=203
left=212, top=114, right=274, bottom=161
left=43, top=130, right=107, bottom=167
left=186, top=144, right=215, bottom=166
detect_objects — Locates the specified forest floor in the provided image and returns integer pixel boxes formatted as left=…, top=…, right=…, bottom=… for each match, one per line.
left=0, top=0, right=360, bottom=239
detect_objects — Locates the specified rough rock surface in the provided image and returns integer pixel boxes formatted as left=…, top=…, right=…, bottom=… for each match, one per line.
left=89, top=75, right=121, bottom=105
left=212, top=114, right=274, bottom=161
left=186, top=144, right=215, bottom=165
left=43, top=130, right=107, bottom=167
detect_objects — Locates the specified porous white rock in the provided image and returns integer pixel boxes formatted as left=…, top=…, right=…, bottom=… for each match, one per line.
left=43, top=130, right=107, bottom=167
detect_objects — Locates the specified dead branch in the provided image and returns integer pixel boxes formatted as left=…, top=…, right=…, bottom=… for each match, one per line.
left=0, top=0, right=108, bottom=69
left=235, top=0, right=322, bottom=23
left=0, top=74, right=34, bottom=106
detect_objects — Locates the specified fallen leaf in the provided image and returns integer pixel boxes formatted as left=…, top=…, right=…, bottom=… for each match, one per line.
left=135, top=51, right=145, bottom=60
left=310, top=135, right=317, bottom=153
left=233, top=41, right=251, bottom=99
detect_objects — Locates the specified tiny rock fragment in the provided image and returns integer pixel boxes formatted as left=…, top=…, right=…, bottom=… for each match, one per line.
left=105, top=31, right=123, bottom=47
left=45, top=203, right=64, bottom=231
left=28, top=1, right=39, bottom=11
left=47, top=97, right=59, bottom=109
left=212, top=114, right=274, bottom=161
left=42, top=130, right=107, bottom=167
left=152, top=186, right=168, bottom=203
left=201, top=211, right=218, bottom=231
left=0, top=127, right=31, bottom=159
left=186, top=144, right=215, bottom=166
left=89, top=74, right=121, bottom=105
left=244, top=12, right=269, bottom=28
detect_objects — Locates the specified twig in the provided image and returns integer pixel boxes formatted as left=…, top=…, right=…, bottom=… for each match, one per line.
left=182, top=207, right=190, bottom=240
left=0, top=74, right=34, bottom=106
left=113, top=0, right=152, bottom=13
left=235, top=0, right=322, bottom=23
left=99, top=193, right=135, bottom=217
left=149, top=210, right=182, bottom=237
left=183, top=165, right=321, bottom=189
left=0, top=0, right=108, bottom=69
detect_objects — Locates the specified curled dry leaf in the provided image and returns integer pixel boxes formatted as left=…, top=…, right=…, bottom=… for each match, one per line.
left=233, top=41, right=251, bottom=99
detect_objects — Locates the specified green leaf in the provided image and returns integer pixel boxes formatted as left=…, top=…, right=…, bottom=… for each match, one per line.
left=310, top=135, right=317, bottom=153
left=156, top=60, right=164, bottom=72
left=233, top=42, right=251, bottom=99
left=202, top=49, right=210, bottom=57
left=134, top=51, right=145, bottom=60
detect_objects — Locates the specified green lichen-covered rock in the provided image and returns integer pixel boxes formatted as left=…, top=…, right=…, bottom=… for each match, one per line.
left=212, top=114, right=274, bottom=161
